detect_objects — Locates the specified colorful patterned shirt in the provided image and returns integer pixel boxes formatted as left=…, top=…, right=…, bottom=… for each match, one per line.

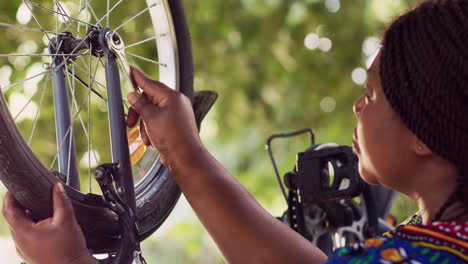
left=326, top=213, right=468, bottom=263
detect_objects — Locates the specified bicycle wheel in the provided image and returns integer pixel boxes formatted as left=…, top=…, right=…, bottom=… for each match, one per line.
left=0, top=0, right=193, bottom=253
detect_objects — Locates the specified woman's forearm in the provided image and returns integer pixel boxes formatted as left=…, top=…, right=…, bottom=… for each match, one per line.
left=68, top=254, right=96, bottom=264
left=123, top=70, right=327, bottom=263
left=170, top=145, right=328, bottom=264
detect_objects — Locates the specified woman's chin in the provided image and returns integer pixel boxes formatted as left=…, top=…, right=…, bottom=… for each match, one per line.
left=358, top=163, right=380, bottom=185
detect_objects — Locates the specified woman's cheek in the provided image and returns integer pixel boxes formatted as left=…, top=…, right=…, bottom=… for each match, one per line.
left=357, top=160, right=380, bottom=185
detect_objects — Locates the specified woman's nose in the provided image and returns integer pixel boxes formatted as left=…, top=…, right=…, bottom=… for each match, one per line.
left=353, top=96, right=364, bottom=117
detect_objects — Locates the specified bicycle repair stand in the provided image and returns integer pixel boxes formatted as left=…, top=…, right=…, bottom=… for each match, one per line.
left=283, top=145, right=364, bottom=236
left=266, top=129, right=371, bottom=255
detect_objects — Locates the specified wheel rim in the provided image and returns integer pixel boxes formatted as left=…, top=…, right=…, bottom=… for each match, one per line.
left=0, top=0, right=179, bottom=193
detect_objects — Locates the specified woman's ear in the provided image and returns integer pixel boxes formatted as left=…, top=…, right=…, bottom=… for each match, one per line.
left=413, top=138, right=432, bottom=156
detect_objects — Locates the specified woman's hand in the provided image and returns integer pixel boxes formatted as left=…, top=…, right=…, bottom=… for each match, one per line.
left=126, top=66, right=202, bottom=169
left=2, top=183, right=95, bottom=264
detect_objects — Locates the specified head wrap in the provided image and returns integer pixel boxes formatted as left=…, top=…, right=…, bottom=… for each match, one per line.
left=380, top=0, right=468, bottom=170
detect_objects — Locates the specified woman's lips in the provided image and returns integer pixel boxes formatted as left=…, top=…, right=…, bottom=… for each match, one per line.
left=352, top=140, right=361, bottom=153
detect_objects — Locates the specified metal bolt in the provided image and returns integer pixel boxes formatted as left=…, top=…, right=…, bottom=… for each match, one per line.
left=112, top=33, right=121, bottom=44
left=118, top=186, right=125, bottom=195
left=94, top=169, right=104, bottom=180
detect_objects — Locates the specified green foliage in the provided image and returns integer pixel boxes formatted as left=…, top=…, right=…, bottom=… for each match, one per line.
left=0, top=0, right=419, bottom=262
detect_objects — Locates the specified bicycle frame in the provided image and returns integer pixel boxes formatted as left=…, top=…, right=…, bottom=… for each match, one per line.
left=51, top=64, right=80, bottom=189
left=49, top=28, right=137, bottom=264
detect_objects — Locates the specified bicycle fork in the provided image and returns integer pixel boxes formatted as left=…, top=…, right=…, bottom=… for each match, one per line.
left=48, top=28, right=142, bottom=264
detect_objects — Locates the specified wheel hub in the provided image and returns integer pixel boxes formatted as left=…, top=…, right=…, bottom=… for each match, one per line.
left=48, top=27, right=107, bottom=65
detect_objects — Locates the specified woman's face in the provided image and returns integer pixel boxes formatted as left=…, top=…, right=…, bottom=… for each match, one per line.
left=353, top=53, right=416, bottom=191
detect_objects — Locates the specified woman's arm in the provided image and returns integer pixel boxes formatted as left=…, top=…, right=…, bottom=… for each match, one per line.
left=175, top=145, right=327, bottom=264
left=2, top=66, right=328, bottom=264
left=127, top=67, right=328, bottom=264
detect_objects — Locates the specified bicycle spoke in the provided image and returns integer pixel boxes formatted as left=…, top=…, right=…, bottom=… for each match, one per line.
left=66, top=118, right=73, bottom=184
left=1, top=45, right=91, bottom=94
left=123, top=98, right=130, bottom=112
left=49, top=6, right=96, bottom=74
left=74, top=0, right=101, bottom=28
left=98, top=56, right=106, bottom=69
left=114, top=3, right=157, bottom=32
left=24, top=0, right=97, bottom=28
left=65, top=62, right=94, bottom=136
left=126, top=53, right=143, bottom=71
left=55, top=0, right=102, bottom=76
left=53, top=0, right=87, bottom=40
left=95, top=57, right=107, bottom=97
left=22, top=0, right=55, bottom=49
left=13, top=73, right=51, bottom=121
left=107, top=0, right=110, bottom=27
left=0, top=54, right=90, bottom=57
left=83, top=59, right=101, bottom=167
left=67, top=55, right=107, bottom=102
left=28, top=75, right=50, bottom=145
left=55, top=0, right=59, bottom=43
left=97, top=0, right=125, bottom=26
left=126, top=52, right=166, bottom=67
left=49, top=127, right=70, bottom=170
left=85, top=0, right=102, bottom=28
left=77, top=0, right=94, bottom=17
left=2, top=70, right=49, bottom=92
left=54, top=1, right=82, bottom=38
left=66, top=69, right=105, bottom=101
left=48, top=86, right=95, bottom=170
left=65, top=67, right=98, bottom=138
left=127, top=36, right=160, bottom=49
left=77, top=0, right=83, bottom=33
left=64, top=60, right=77, bottom=182
left=53, top=0, right=76, bottom=35
left=2, top=49, right=84, bottom=94
left=0, top=22, right=66, bottom=35
left=68, top=59, right=107, bottom=92
left=88, top=50, right=92, bottom=192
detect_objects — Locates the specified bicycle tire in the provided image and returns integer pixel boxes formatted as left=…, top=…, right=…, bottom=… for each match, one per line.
left=0, top=0, right=193, bottom=253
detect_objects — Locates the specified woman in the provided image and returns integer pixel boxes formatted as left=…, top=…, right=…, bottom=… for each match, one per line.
left=2, top=0, right=467, bottom=263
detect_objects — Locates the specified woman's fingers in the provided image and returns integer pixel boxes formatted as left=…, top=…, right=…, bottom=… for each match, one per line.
left=127, top=92, right=154, bottom=120
left=2, top=192, right=33, bottom=232
left=127, top=106, right=140, bottom=128
left=140, top=119, right=151, bottom=146
left=52, top=183, right=76, bottom=225
left=130, top=66, right=174, bottom=104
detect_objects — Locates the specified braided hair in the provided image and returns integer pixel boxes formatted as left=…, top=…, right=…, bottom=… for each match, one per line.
left=379, top=0, right=468, bottom=221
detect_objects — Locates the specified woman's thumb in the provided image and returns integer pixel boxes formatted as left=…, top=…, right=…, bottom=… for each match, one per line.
left=52, top=182, right=76, bottom=224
